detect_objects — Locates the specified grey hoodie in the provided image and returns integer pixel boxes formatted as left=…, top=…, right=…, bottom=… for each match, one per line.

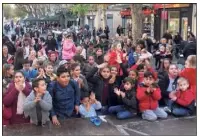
left=23, top=91, right=52, bottom=125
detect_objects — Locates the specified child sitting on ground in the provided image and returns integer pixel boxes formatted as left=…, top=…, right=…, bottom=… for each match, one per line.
left=79, top=92, right=102, bottom=118
left=109, top=77, right=137, bottom=119
left=169, top=77, right=195, bottom=116
left=23, top=78, right=52, bottom=126
left=137, top=71, right=168, bottom=121
left=179, top=55, right=196, bottom=99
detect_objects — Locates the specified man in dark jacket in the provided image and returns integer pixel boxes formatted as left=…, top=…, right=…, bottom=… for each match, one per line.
left=48, top=66, right=80, bottom=126
left=163, top=30, right=172, bottom=42
left=183, top=38, right=196, bottom=60
left=142, top=33, right=153, bottom=53
left=45, top=32, right=57, bottom=53
left=158, top=64, right=179, bottom=106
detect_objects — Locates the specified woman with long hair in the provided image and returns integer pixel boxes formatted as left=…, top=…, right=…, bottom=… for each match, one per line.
left=14, top=48, right=25, bottom=70
left=3, top=71, right=31, bottom=125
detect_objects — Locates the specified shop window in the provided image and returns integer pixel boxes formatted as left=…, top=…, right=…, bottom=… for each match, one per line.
left=168, top=11, right=180, bottom=36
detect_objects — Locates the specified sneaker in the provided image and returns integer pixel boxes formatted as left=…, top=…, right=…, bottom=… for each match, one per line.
left=163, top=106, right=171, bottom=113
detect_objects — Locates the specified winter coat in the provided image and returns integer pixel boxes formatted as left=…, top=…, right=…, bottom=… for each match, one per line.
left=46, top=38, right=57, bottom=52
left=3, top=81, right=31, bottom=125
left=85, top=67, right=119, bottom=106
left=136, top=84, right=161, bottom=112
left=21, top=69, right=38, bottom=82
left=183, top=42, right=196, bottom=60
left=23, top=91, right=52, bottom=125
left=62, top=39, right=76, bottom=60
left=172, top=88, right=195, bottom=114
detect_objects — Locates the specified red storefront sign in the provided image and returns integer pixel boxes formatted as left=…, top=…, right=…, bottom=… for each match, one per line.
left=153, top=4, right=190, bottom=9
left=120, top=9, right=155, bottom=16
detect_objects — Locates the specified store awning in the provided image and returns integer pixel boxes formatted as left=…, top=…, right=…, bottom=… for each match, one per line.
left=153, top=4, right=190, bottom=9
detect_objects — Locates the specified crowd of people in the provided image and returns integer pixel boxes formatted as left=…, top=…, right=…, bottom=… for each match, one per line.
left=2, top=22, right=196, bottom=128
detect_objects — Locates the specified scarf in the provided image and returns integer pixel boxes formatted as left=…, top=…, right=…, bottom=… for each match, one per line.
left=16, top=88, right=26, bottom=115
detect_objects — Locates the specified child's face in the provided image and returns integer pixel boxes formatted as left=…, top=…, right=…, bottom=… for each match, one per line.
left=166, top=47, right=170, bottom=53
left=23, top=63, right=31, bottom=71
left=185, top=56, right=192, bottom=68
left=96, top=49, right=103, bottom=56
left=178, top=81, right=189, bottom=91
left=143, top=76, right=154, bottom=86
left=57, top=72, right=70, bottom=87
left=73, top=66, right=81, bottom=77
left=163, top=60, right=170, bottom=69
left=88, top=56, right=95, bottom=64
left=8, top=66, right=14, bottom=76
left=136, top=45, right=141, bottom=52
left=45, top=65, right=53, bottom=74
left=124, top=82, right=133, bottom=91
left=100, top=68, right=111, bottom=79
left=160, top=46, right=165, bottom=52
left=129, top=71, right=137, bottom=80
left=82, top=97, right=90, bottom=107
left=37, top=51, right=42, bottom=57
left=38, top=68, right=45, bottom=75
left=111, top=67, right=118, bottom=76
left=36, top=80, right=47, bottom=94
left=116, top=44, right=122, bottom=51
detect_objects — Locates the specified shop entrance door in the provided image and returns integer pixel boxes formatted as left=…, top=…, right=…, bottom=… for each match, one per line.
left=181, top=17, right=188, bottom=40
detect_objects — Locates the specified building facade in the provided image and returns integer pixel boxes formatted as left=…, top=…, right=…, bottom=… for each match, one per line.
left=153, top=4, right=193, bottom=40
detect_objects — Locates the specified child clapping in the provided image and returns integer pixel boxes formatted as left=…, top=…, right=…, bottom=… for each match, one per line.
left=79, top=92, right=102, bottom=118
left=169, top=77, right=195, bottom=116
left=23, top=78, right=52, bottom=126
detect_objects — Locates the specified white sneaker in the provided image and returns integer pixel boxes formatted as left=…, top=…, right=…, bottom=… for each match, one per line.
left=163, top=106, right=171, bottom=113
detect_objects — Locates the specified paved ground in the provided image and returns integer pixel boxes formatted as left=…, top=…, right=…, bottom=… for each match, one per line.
left=3, top=115, right=196, bottom=136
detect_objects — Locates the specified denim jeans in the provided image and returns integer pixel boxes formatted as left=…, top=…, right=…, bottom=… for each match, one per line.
left=108, top=105, right=134, bottom=119
left=172, top=108, right=190, bottom=116
left=142, top=107, right=168, bottom=121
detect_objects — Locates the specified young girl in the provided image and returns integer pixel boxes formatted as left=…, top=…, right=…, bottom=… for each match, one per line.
left=3, top=71, right=31, bottom=125
left=3, top=64, right=14, bottom=94
left=154, top=45, right=166, bottom=70
left=37, top=66, right=51, bottom=87
left=179, top=55, right=196, bottom=99
left=169, top=77, right=195, bottom=116
left=108, top=41, right=125, bottom=76
left=70, top=63, right=89, bottom=97
left=109, top=77, right=137, bottom=119
left=24, top=78, right=52, bottom=126
left=62, top=34, right=76, bottom=60
left=164, top=46, right=172, bottom=61
left=137, top=71, right=167, bottom=121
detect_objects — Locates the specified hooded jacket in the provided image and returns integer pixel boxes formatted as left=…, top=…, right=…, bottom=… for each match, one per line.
left=62, top=39, right=76, bottom=60
left=136, top=83, right=161, bottom=112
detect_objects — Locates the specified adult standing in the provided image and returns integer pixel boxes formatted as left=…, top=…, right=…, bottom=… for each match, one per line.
left=46, top=32, right=57, bottom=54
left=117, top=25, right=123, bottom=36
left=163, top=30, right=172, bottom=42
left=142, top=33, right=153, bottom=53
left=104, top=25, right=110, bottom=39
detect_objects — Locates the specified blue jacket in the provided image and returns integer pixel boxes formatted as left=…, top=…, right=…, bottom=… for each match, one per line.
left=128, top=50, right=135, bottom=67
left=21, top=69, right=38, bottom=81
left=47, top=80, right=80, bottom=118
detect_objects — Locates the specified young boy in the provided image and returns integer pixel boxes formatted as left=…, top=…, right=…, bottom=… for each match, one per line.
left=21, top=59, right=38, bottom=82
left=109, top=77, right=137, bottom=119
left=137, top=71, right=168, bottom=121
left=169, top=77, right=195, bottom=116
left=79, top=92, right=102, bottom=118
left=23, top=78, right=52, bottom=126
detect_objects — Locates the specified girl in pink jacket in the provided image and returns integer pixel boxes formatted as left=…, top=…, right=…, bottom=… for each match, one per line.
left=62, top=34, right=76, bottom=60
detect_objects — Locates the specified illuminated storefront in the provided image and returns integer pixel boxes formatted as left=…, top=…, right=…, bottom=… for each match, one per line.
left=153, top=4, right=193, bottom=40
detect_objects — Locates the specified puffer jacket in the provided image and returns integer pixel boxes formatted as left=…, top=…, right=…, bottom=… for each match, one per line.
left=62, top=39, right=76, bottom=60
left=136, top=84, right=161, bottom=112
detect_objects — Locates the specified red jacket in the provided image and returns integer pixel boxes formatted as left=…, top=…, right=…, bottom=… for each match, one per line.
left=130, top=64, right=157, bottom=83
left=136, top=85, right=161, bottom=112
left=179, top=68, right=196, bottom=87
left=175, top=88, right=195, bottom=107
left=3, top=81, right=31, bottom=125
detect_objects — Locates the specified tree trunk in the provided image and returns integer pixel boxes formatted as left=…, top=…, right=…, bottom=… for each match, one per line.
left=102, top=4, right=107, bottom=29
left=131, top=4, right=143, bottom=46
left=80, top=15, right=85, bottom=28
